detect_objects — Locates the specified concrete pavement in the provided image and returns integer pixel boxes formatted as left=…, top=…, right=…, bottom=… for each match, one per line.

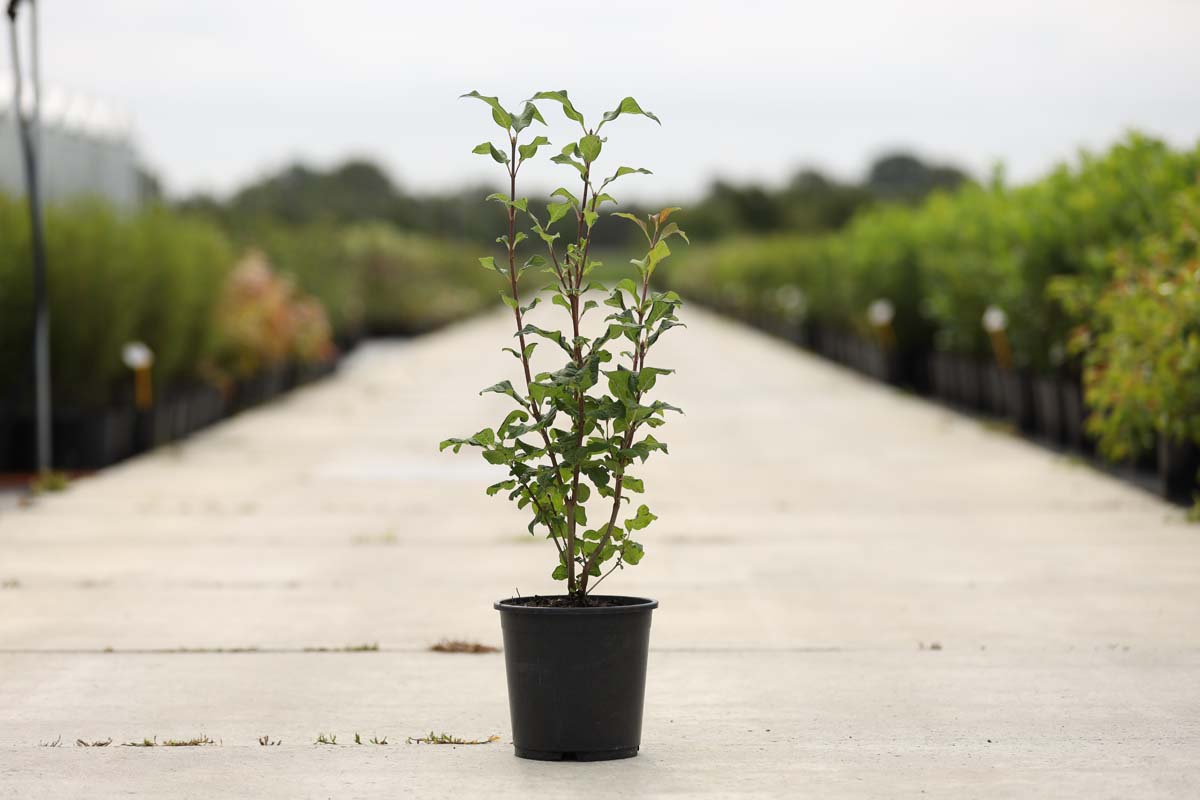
left=1, top=306, right=1198, bottom=798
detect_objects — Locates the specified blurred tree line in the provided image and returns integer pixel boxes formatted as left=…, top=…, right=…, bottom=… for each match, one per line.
left=176, top=152, right=970, bottom=246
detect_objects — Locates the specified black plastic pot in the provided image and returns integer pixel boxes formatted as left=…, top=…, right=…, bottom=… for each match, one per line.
left=495, top=595, right=657, bottom=761
left=1158, top=438, right=1200, bottom=503
left=981, top=364, right=1007, bottom=417
left=928, top=353, right=954, bottom=402
left=999, top=368, right=1034, bottom=432
left=1032, top=375, right=1064, bottom=444
left=952, top=355, right=984, bottom=410
left=1060, top=379, right=1090, bottom=453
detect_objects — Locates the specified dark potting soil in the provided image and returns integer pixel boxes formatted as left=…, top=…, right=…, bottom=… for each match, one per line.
left=506, top=595, right=631, bottom=609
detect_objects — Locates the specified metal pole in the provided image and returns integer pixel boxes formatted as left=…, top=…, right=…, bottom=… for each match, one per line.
left=7, top=0, right=52, bottom=474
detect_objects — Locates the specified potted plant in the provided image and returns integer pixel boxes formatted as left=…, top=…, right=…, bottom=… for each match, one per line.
left=441, top=89, right=686, bottom=761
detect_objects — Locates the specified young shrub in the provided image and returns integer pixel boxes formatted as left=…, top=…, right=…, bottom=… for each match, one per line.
left=441, top=90, right=686, bottom=599
left=1059, top=184, right=1200, bottom=463
left=209, top=251, right=334, bottom=380
left=346, top=225, right=492, bottom=335
left=128, top=208, right=235, bottom=390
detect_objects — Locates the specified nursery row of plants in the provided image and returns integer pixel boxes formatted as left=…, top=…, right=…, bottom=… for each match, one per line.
left=0, top=195, right=494, bottom=469
left=658, top=133, right=1200, bottom=503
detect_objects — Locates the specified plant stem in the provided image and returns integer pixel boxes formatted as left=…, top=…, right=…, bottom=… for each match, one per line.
left=504, top=134, right=565, bottom=555
left=580, top=258, right=653, bottom=591
left=562, top=164, right=595, bottom=595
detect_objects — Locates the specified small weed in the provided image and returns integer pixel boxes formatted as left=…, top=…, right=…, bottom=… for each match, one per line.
left=430, top=640, right=500, bottom=654
left=979, top=419, right=1015, bottom=435
left=918, top=641, right=943, bottom=651
left=1187, top=498, right=1200, bottom=523
left=38, top=735, right=62, bottom=747
left=162, top=735, right=215, bottom=747
left=351, top=532, right=399, bottom=546
left=29, top=471, right=70, bottom=495
left=406, top=731, right=500, bottom=746
left=315, top=733, right=338, bottom=745
left=123, top=737, right=157, bottom=747
left=258, top=735, right=281, bottom=746
left=1, top=578, right=19, bottom=590
left=369, top=735, right=388, bottom=745
left=303, top=643, right=379, bottom=653
left=75, top=738, right=112, bottom=747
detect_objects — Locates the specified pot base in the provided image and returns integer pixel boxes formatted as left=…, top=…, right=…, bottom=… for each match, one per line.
left=515, top=745, right=639, bottom=762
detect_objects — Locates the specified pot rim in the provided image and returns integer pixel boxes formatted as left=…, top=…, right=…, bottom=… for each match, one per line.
left=494, top=595, right=658, bottom=615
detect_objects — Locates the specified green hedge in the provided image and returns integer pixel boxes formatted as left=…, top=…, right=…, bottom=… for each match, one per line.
left=662, top=134, right=1200, bottom=372
left=346, top=224, right=493, bottom=335
left=0, top=198, right=233, bottom=408
left=1, top=197, right=492, bottom=411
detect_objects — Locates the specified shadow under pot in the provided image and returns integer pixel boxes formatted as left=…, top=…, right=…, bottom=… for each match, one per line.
left=495, top=596, right=657, bottom=761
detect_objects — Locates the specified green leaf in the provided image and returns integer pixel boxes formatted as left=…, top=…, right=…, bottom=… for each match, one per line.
left=531, top=221, right=560, bottom=245
left=600, top=166, right=652, bottom=192
left=528, top=90, right=586, bottom=127
left=517, top=324, right=572, bottom=354
left=579, top=134, right=603, bottom=164
left=486, top=479, right=517, bottom=496
left=478, top=256, right=505, bottom=274
left=550, top=152, right=586, bottom=176
left=622, top=475, right=644, bottom=493
left=647, top=319, right=685, bottom=347
left=512, top=101, right=546, bottom=133
left=518, top=135, right=551, bottom=161
left=613, top=212, right=651, bottom=242
left=599, top=96, right=660, bottom=128
left=643, top=239, right=671, bottom=278
left=606, top=367, right=637, bottom=406
left=637, top=367, right=673, bottom=392
left=472, top=142, right=509, bottom=164
left=660, top=221, right=689, bottom=244
left=439, top=438, right=468, bottom=453
left=499, top=409, right=530, bottom=436
left=624, top=504, right=657, bottom=532
left=480, top=380, right=521, bottom=401
left=461, top=90, right=513, bottom=129
left=583, top=209, right=599, bottom=228
left=621, top=540, right=644, bottom=565
left=547, top=201, right=573, bottom=227
left=551, top=187, right=580, bottom=208
left=551, top=564, right=568, bottom=581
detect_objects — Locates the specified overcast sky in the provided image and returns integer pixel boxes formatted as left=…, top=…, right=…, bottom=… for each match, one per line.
left=22, top=0, right=1200, bottom=201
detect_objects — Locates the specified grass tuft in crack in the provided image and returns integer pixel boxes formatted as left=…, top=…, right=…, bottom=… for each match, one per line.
left=303, top=643, right=379, bottom=653
left=38, top=735, right=62, bottom=747
left=315, top=733, right=338, bottom=745
left=406, top=732, right=500, bottom=745
left=259, top=735, right=281, bottom=746
left=430, top=640, right=500, bottom=654
left=163, top=735, right=216, bottom=747
left=75, top=738, right=112, bottom=747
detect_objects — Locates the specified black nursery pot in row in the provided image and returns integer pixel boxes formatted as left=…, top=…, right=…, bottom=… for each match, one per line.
left=0, top=357, right=341, bottom=472
left=704, top=300, right=1192, bottom=502
left=0, top=407, right=136, bottom=471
